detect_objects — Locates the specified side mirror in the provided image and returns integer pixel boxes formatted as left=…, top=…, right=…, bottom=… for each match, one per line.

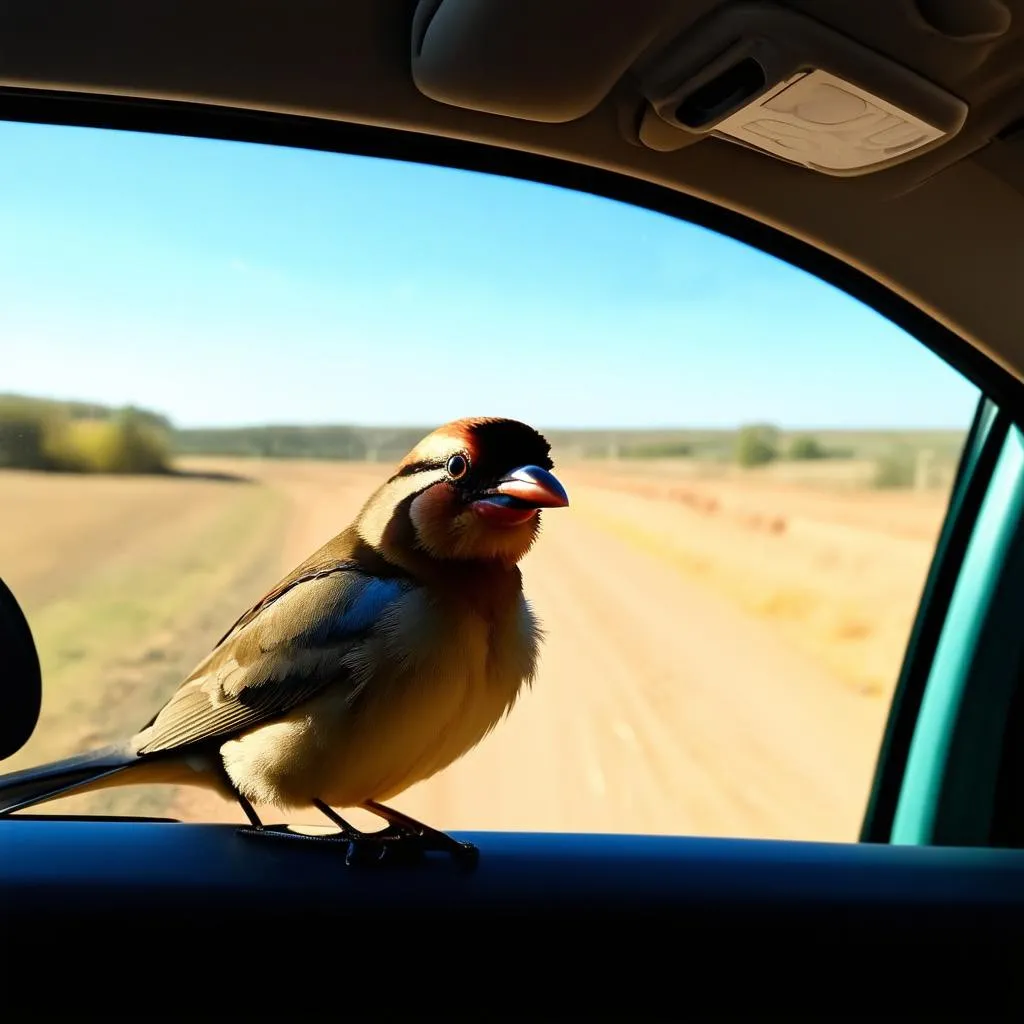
left=0, top=576, right=41, bottom=760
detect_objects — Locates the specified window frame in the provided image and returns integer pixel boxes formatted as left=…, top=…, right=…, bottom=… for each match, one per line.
left=861, top=399, right=1003, bottom=841
left=893, top=412, right=1024, bottom=846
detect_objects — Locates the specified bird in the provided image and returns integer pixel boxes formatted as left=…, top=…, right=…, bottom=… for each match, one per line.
left=0, top=416, right=569, bottom=868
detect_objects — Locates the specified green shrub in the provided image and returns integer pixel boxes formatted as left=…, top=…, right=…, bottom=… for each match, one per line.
left=63, top=412, right=171, bottom=474
left=0, top=397, right=80, bottom=469
left=0, top=396, right=172, bottom=475
left=873, top=446, right=916, bottom=488
left=788, top=435, right=828, bottom=460
left=735, top=423, right=780, bottom=467
left=0, top=408, right=50, bottom=469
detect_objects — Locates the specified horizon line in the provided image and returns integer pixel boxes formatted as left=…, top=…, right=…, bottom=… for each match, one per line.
left=1, top=391, right=972, bottom=435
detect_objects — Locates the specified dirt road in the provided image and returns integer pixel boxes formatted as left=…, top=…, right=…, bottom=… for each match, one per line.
left=170, top=460, right=894, bottom=842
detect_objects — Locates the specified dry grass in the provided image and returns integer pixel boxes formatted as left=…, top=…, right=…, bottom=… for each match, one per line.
left=564, top=460, right=950, bottom=699
left=1, top=466, right=288, bottom=815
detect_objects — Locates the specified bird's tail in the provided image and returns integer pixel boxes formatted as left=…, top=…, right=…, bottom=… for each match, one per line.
left=0, top=745, right=138, bottom=815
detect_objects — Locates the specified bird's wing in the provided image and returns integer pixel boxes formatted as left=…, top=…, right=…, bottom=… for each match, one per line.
left=135, top=568, right=410, bottom=755
left=210, top=529, right=372, bottom=647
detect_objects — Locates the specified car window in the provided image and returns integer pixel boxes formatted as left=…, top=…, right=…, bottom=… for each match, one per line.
left=0, top=118, right=981, bottom=841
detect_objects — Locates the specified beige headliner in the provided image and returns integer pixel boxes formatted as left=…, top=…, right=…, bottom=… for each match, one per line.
left=2, top=1, right=1023, bottom=382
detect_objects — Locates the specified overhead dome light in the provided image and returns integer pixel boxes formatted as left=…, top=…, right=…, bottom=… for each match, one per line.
left=713, top=69, right=946, bottom=173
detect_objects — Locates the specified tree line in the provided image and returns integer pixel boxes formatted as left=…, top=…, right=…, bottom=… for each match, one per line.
left=0, top=394, right=964, bottom=489
left=0, top=394, right=171, bottom=474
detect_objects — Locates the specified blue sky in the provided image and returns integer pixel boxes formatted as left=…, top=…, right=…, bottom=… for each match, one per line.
left=0, top=119, right=979, bottom=430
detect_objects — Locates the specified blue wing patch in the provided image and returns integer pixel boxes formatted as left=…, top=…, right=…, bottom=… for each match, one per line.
left=337, top=576, right=406, bottom=633
left=305, top=575, right=407, bottom=645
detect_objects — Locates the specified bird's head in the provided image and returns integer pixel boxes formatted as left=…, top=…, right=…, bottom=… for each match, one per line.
left=358, top=417, right=569, bottom=568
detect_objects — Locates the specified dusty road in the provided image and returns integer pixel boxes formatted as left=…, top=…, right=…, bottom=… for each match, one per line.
left=169, top=460, right=894, bottom=842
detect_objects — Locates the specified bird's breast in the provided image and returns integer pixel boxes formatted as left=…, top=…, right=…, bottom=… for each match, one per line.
left=331, top=586, right=540, bottom=802
left=224, top=585, right=540, bottom=810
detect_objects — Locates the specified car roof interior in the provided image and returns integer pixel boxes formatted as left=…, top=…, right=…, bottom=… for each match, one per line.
left=4, top=2, right=1024, bottom=1015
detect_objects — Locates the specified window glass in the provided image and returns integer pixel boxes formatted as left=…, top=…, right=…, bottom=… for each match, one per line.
left=0, top=120, right=981, bottom=840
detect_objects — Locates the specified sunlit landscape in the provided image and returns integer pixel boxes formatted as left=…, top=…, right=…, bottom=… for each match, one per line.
left=0, top=117, right=981, bottom=843
left=2, top=421, right=964, bottom=841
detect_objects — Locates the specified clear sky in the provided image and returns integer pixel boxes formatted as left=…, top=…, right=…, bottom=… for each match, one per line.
left=0, top=118, right=979, bottom=431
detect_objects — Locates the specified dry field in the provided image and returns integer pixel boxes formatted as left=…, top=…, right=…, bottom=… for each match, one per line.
left=0, top=455, right=954, bottom=841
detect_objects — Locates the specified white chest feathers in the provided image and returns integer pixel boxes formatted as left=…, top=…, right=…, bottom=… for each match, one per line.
left=220, top=587, right=541, bottom=810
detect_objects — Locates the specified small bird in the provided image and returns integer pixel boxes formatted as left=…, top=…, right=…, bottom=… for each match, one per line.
left=0, top=417, right=569, bottom=867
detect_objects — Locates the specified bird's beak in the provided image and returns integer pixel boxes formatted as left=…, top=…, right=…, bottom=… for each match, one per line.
left=472, top=465, right=570, bottom=526
left=494, top=465, right=570, bottom=508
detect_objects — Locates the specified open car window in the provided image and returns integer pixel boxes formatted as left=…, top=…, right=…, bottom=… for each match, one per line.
left=0, top=117, right=984, bottom=844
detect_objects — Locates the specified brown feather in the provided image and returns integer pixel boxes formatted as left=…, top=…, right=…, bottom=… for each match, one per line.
left=212, top=525, right=410, bottom=647
left=135, top=564, right=411, bottom=754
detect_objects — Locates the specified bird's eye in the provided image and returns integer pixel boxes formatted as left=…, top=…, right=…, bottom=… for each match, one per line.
left=446, top=453, right=469, bottom=480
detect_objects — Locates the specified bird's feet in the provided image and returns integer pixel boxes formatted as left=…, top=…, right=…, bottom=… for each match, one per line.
left=356, top=798, right=479, bottom=871
left=235, top=816, right=478, bottom=872
left=344, top=823, right=479, bottom=872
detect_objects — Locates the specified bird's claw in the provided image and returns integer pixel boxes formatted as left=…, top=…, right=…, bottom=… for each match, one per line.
left=344, top=827, right=417, bottom=867
left=344, top=823, right=479, bottom=871
left=235, top=823, right=479, bottom=872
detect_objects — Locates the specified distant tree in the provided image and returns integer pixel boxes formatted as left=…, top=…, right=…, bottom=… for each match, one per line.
left=788, top=435, right=828, bottom=460
left=120, top=403, right=174, bottom=434
left=60, top=410, right=171, bottom=474
left=0, top=394, right=174, bottom=474
left=735, top=423, right=780, bottom=467
left=0, top=410, right=48, bottom=469
left=873, top=446, right=917, bottom=489
left=622, top=441, right=693, bottom=459
left=110, top=407, right=172, bottom=473
left=0, top=397, right=70, bottom=469
left=173, top=424, right=370, bottom=461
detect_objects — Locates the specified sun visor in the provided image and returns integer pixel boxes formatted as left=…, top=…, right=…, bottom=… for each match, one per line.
left=411, top=0, right=675, bottom=123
